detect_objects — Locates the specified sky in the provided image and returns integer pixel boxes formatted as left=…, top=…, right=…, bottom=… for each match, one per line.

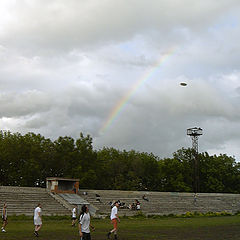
left=0, top=0, right=240, bottom=160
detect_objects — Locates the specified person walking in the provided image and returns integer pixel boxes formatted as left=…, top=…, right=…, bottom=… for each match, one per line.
left=107, top=201, right=120, bottom=240
left=1, top=203, right=8, bottom=233
left=79, top=205, right=95, bottom=240
left=72, top=205, right=77, bottom=227
left=34, top=203, right=42, bottom=237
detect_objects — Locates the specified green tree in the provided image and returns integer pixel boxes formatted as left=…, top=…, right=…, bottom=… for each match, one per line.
left=199, top=153, right=240, bottom=193
left=158, top=148, right=193, bottom=192
left=75, top=133, right=98, bottom=188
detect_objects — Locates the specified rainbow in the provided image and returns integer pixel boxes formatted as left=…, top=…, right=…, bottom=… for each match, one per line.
left=99, top=47, right=175, bottom=134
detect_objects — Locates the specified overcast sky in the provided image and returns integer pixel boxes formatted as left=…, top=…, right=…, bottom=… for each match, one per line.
left=1, top=0, right=240, bottom=160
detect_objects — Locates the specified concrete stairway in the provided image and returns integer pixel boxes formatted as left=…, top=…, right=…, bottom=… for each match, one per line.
left=78, top=190, right=240, bottom=216
left=0, top=186, right=71, bottom=216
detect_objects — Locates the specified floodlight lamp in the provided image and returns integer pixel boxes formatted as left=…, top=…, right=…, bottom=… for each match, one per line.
left=187, top=127, right=203, bottom=137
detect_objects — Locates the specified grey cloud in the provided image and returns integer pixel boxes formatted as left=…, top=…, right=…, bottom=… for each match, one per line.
left=0, top=91, right=53, bottom=118
left=24, top=116, right=48, bottom=129
left=1, top=0, right=239, bottom=53
left=236, top=87, right=240, bottom=95
left=103, top=54, right=154, bottom=68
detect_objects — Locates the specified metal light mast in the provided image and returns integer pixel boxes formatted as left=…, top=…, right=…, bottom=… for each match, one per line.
left=187, top=127, right=203, bottom=193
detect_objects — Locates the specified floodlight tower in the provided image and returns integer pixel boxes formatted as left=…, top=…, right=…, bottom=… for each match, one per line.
left=187, top=127, right=203, bottom=193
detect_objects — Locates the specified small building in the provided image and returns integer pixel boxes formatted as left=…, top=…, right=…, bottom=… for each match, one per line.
left=46, top=177, right=79, bottom=194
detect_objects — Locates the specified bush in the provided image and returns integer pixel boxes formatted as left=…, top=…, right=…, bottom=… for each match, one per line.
left=147, top=211, right=234, bottom=219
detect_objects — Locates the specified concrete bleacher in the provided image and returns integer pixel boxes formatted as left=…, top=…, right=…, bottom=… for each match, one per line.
left=57, top=193, right=99, bottom=217
left=78, top=190, right=240, bottom=216
left=1, top=186, right=240, bottom=217
left=0, top=186, right=71, bottom=216
left=58, top=193, right=89, bottom=205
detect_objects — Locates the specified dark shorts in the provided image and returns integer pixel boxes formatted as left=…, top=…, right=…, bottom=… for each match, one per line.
left=72, top=217, right=77, bottom=220
left=2, top=217, right=7, bottom=222
left=82, top=232, right=91, bottom=240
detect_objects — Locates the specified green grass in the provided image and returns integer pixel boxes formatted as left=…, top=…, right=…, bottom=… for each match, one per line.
left=1, top=216, right=240, bottom=239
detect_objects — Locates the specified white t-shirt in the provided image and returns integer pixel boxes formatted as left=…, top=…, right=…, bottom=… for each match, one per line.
left=72, top=208, right=77, bottom=218
left=34, top=206, right=42, bottom=225
left=110, top=206, right=118, bottom=220
left=79, top=212, right=90, bottom=233
left=34, top=207, right=41, bottom=220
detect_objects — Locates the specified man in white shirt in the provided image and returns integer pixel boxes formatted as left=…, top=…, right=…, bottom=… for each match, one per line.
left=34, top=203, right=42, bottom=237
left=107, top=201, right=120, bottom=240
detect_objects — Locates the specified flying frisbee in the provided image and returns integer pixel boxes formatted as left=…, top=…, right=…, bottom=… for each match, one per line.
left=180, top=82, right=187, bottom=86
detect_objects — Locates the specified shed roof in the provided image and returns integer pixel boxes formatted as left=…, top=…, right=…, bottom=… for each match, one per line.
left=46, top=177, right=79, bottom=182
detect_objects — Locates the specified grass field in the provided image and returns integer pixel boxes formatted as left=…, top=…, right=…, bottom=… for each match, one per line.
left=1, top=216, right=240, bottom=240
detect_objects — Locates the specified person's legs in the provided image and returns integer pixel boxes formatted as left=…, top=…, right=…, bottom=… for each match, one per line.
left=72, top=218, right=76, bottom=226
left=87, top=233, right=92, bottom=240
left=34, top=225, right=38, bottom=237
left=82, top=232, right=91, bottom=240
left=36, top=224, right=42, bottom=232
left=2, top=218, right=7, bottom=232
left=34, top=224, right=42, bottom=237
left=107, top=219, right=118, bottom=239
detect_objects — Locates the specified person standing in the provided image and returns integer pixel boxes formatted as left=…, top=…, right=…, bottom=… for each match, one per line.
left=72, top=205, right=77, bottom=227
left=107, top=201, right=120, bottom=240
left=34, top=203, right=42, bottom=237
left=79, top=205, right=95, bottom=240
left=193, top=193, right=197, bottom=206
left=1, top=203, right=8, bottom=232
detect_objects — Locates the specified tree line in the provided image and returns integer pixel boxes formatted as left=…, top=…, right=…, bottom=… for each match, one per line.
left=0, top=130, right=240, bottom=193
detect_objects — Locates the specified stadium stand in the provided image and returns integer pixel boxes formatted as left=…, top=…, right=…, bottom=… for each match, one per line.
left=57, top=193, right=99, bottom=217
left=0, top=186, right=71, bottom=216
left=78, top=190, right=240, bottom=216
left=58, top=193, right=89, bottom=205
left=1, top=186, right=240, bottom=217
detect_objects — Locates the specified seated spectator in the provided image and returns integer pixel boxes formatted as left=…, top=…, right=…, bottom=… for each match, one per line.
left=96, top=194, right=101, bottom=202
left=136, top=204, right=141, bottom=210
left=111, top=201, right=115, bottom=208
left=135, top=200, right=141, bottom=210
left=131, top=202, right=136, bottom=210
left=119, top=202, right=126, bottom=209
left=142, top=194, right=149, bottom=201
